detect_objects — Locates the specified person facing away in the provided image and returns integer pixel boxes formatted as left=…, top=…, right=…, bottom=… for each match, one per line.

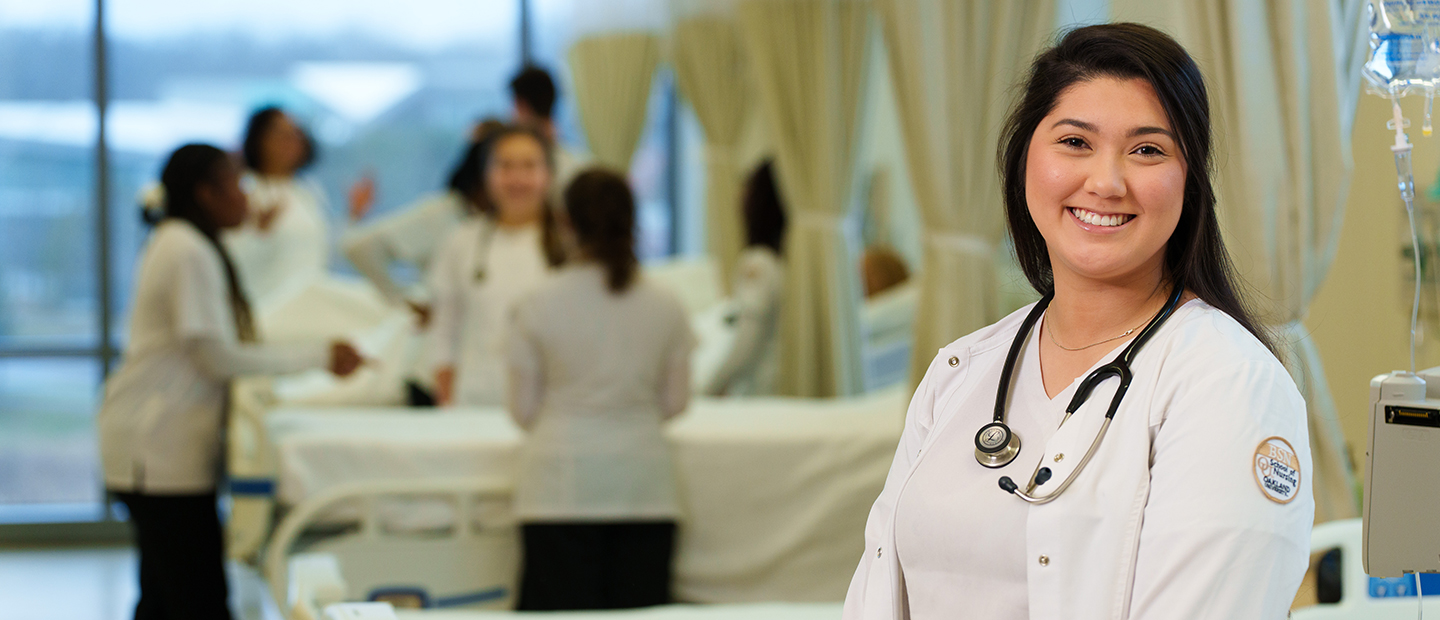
left=507, top=168, right=696, bottom=611
left=428, top=124, right=567, bottom=406
left=99, top=143, right=361, bottom=620
left=704, top=159, right=786, bottom=397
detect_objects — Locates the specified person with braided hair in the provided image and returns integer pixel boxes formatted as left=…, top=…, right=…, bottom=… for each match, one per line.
left=99, top=144, right=361, bottom=620
left=507, top=168, right=695, bottom=610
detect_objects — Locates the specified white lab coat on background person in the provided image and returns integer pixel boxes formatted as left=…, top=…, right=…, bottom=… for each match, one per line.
left=341, top=190, right=469, bottom=307
left=505, top=264, right=696, bottom=520
left=842, top=299, right=1313, bottom=620
left=224, top=173, right=331, bottom=311
left=99, top=220, right=329, bottom=493
left=704, top=246, right=782, bottom=396
left=428, top=217, right=553, bottom=406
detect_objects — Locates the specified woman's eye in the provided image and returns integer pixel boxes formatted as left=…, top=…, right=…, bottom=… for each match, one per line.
left=1134, top=145, right=1166, bottom=157
left=1060, top=137, right=1088, bottom=149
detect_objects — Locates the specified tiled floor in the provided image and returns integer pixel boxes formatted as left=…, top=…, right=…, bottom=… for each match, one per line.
left=0, top=546, right=281, bottom=620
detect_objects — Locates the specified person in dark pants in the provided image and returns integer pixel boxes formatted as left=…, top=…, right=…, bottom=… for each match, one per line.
left=507, top=169, right=695, bottom=610
left=98, top=144, right=361, bottom=620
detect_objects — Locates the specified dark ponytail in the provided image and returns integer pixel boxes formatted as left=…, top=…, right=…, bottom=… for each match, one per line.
left=564, top=168, right=638, bottom=293
left=155, top=143, right=257, bottom=342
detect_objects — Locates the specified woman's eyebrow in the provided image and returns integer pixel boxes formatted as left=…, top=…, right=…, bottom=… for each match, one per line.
left=1051, top=118, right=1097, bottom=132
left=1128, top=126, right=1175, bottom=140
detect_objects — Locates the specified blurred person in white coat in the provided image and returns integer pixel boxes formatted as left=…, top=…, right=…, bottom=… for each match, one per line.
left=843, top=24, right=1312, bottom=620
left=429, top=125, right=567, bottom=406
left=704, top=160, right=785, bottom=396
left=99, top=144, right=361, bottom=620
left=508, top=168, right=695, bottom=610
left=340, top=119, right=506, bottom=404
left=224, top=106, right=372, bottom=311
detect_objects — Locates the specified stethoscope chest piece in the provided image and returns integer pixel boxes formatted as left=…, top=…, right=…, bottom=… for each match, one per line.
left=975, top=422, right=1021, bottom=468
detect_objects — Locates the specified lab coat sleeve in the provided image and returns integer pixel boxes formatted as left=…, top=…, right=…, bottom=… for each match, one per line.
left=187, top=337, right=329, bottom=380
left=659, top=307, right=698, bottom=420
left=427, top=228, right=468, bottom=369
left=341, top=193, right=461, bottom=305
left=843, top=353, right=945, bottom=620
left=1126, top=353, right=1313, bottom=619
left=506, top=305, right=544, bottom=430
left=703, top=258, right=778, bottom=395
left=341, top=225, right=408, bottom=305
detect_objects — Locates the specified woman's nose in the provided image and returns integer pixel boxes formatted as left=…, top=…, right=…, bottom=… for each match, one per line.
left=1083, top=155, right=1127, bottom=199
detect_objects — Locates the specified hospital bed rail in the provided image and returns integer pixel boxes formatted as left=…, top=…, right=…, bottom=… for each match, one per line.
left=265, top=476, right=517, bottom=619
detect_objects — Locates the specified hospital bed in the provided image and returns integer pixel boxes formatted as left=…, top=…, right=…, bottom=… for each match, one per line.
left=1292, top=518, right=1440, bottom=618
left=230, top=387, right=908, bottom=609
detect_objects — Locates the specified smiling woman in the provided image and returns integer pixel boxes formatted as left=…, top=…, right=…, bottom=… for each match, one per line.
left=843, top=23, right=1314, bottom=620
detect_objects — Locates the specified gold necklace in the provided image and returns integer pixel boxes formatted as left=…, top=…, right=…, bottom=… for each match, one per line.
left=1045, top=318, right=1144, bottom=352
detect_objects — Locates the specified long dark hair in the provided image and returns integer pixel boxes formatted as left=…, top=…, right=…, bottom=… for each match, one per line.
left=998, top=22, right=1274, bottom=354
left=155, top=144, right=257, bottom=342
left=483, top=124, right=567, bottom=267
left=743, top=159, right=787, bottom=253
left=242, top=106, right=316, bottom=174
left=565, top=168, right=638, bottom=293
left=448, top=117, right=507, bottom=215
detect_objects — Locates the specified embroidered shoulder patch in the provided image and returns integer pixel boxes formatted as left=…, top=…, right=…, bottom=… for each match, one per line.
left=1254, top=436, right=1301, bottom=504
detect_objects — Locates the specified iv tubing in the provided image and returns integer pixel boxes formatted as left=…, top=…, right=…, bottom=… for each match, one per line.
left=1393, top=96, right=1422, bottom=374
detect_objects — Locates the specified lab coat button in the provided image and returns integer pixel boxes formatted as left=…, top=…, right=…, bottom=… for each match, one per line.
left=948, top=356, right=959, bottom=367
left=877, top=547, right=883, bottom=558
left=1038, top=555, right=1049, bottom=566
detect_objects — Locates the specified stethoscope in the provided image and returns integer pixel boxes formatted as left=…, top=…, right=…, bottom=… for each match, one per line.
left=974, top=285, right=1185, bottom=505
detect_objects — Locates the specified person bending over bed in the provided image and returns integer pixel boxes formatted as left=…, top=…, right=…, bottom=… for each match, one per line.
left=100, top=144, right=361, bottom=620
left=507, top=168, right=696, bottom=610
left=704, top=160, right=785, bottom=397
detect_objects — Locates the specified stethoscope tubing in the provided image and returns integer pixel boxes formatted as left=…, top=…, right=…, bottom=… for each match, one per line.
left=992, top=285, right=1186, bottom=502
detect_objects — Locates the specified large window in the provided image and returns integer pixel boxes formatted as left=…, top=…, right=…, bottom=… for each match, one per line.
left=0, top=0, right=683, bottom=528
left=531, top=0, right=680, bottom=258
left=0, top=0, right=103, bottom=523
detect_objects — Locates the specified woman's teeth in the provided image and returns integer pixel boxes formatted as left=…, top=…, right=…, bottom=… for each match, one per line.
left=1069, top=208, right=1132, bottom=228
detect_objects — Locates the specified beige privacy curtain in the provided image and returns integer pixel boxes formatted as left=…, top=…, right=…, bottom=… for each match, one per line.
left=671, top=7, right=751, bottom=290
left=737, top=0, right=870, bottom=397
left=1112, top=0, right=1367, bottom=522
left=876, top=0, right=1055, bottom=385
left=569, top=33, right=662, bottom=171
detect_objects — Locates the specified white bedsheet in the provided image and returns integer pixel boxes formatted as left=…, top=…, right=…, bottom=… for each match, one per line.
left=394, top=602, right=842, bottom=620
left=266, top=390, right=906, bottom=603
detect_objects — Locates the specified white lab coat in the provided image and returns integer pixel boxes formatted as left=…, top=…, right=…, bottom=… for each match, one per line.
left=843, top=299, right=1313, bottom=620
left=704, top=247, right=782, bottom=396
left=506, top=265, right=696, bottom=520
left=99, top=220, right=327, bottom=493
left=340, top=190, right=469, bottom=306
left=429, top=218, right=552, bottom=406
left=224, top=173, right=330, bottom=312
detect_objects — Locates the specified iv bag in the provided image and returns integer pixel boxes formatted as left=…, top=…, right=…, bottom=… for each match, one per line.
left=1364, top=0, right=1440, bottom=96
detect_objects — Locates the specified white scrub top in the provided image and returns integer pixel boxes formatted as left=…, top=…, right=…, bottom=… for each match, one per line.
left=704, top=246, right=782, bottom=396
left=844, top=299, right=1313, bottom=620
left=429, top=218, right=552, bottom=406
left=224, top=173, right=330, bottom=311
left=99, top=220, right=326, bottom=494
left=506, top=265, right=696, bottom=521
left=340, top=190, right=468, bottom=306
